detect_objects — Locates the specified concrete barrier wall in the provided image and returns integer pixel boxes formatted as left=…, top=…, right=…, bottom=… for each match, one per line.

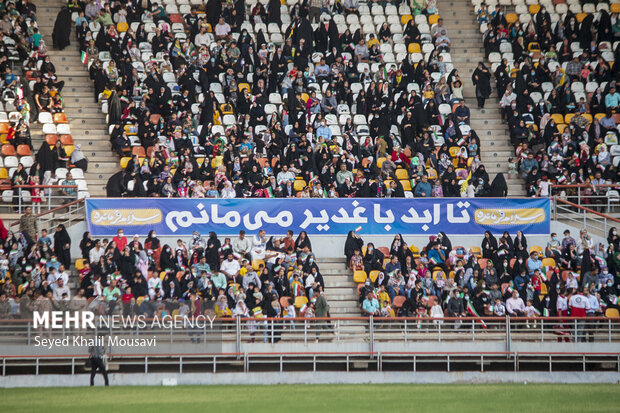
left=1, top=371, right=619, bottom=387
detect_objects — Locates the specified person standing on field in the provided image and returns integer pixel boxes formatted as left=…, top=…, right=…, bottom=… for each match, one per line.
left=89, top=336, right=109, bottom=386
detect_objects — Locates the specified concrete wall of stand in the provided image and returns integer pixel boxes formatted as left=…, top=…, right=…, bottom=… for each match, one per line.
left=1, top=371, right=619, bottom=387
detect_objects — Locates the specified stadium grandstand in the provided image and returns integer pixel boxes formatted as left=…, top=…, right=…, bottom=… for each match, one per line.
left=0, top=0, right=619, bottom=389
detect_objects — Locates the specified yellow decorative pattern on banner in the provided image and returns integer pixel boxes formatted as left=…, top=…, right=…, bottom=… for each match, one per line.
left=474, top=208, right=546, bottom=225
left=90, top=209, right=162, bottom=226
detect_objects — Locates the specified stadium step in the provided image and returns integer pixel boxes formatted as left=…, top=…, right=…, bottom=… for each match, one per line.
left=438, top=0, right=525, bottom=196
left=318, top=258, right=363, bottom=318
left=34, top=0, right=116, bottom=198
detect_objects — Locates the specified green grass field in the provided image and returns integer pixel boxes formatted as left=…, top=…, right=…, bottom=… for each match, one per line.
left=1, top=384, right=618, bottom=412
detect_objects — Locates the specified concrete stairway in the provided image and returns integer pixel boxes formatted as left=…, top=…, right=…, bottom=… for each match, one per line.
left=437, top=0, right=525, bottom=196
left=33, top=0, right=118, bottom=197
left=319, top=258, right=361, bottom=318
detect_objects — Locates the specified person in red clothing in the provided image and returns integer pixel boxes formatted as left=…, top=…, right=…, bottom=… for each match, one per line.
left=121, top=286, right=134, bottom=315
left=569, top=287, right=590, bottom=342
left=112, top=229, right=127, bottom=251
left=391, top=145, right=411, bottom=166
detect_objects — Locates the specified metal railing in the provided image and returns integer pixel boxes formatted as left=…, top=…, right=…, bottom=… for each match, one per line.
left=2, top=316, right=619, bottom=349
left=1, top=351, right=619, bottom=376
left=0, top=184, right=80, bottom=214
left=9, top=196, right=86, bottom=231
left=551, top=184, right=620, bottom=215
left=552, top=196, right=620, bottom=237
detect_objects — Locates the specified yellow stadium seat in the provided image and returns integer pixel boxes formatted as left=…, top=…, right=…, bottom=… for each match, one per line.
left=395, top=169, right=409, bottom=180
left=0, top=168, right=8, bottom=179
left=449, top=146, right=460, bottom=157
left=529, top=246, right=543, bottom=254
left=400, top=180, right=412, bottom=191
left=353, top=270, right=367, bottom=284
left=551, top=114, right=564, bottom=124
left=427, top=168, right=438, bottom=180
left=606, top=308, right=620, bottom=318
left=294, top=296, right=308, bottom=308
left=117, top=22, right=129, bottom=32
left=410, top=245, right=420, bottom=257
left=408, top=43, right=421, bottom=54
left=293, top=179, right=306, bottom=192
left=401, top=15, right=412, bottom=25
left=564, top=113, right=575, bottom=124
left=470, top=246, right=482, bottom=257
left=64, top=145, right=74, bottom=156
left=506, top=13, right=518, bottom=24
left=428, top=14, right=440, bottom=25
left=238, top=83, right=250, bottom=93
left=369, top=270, right=380, bottom=282
left=301, top=93, right=309, bottom=103
left=124, top=124, right=137, bottom=135
left=252, top=259, right=265, bottom=271
left=377, top=157, right=386, bottom=168
left=576, top=13, right=587, bottom=23
left=120, top=157, right=131, bottom=169
left=612, top=4, right=620, bottom=14
left=542, top=257, right=555, bottom=268
left=557, top=123, right=568, bottom=133
left=528, top=4, right=540, bottom=14
left=75, top=258, right=87, bottom=270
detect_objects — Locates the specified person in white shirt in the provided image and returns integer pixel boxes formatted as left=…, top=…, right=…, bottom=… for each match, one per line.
left=524, top=299, right=538, bottom=328
left=194, top=27, right=210, bottom=47
left=505, top=290, right=525, bottom=316
left=276, top=164, right=295, bottom=186
left=220, top=253, right=241, bottom=282
left=232, top=230, right=252, bottom=259
left=47, top=267, right=68, bottom=292
left=89, top=240, right=105, bottom=264
left=584, top=289, right=601, bottom=342
left=214, top=17, right=231, bottom=40
left=499, top=88, right=516, bottom=120
left=53, top=278, right=71, bottom=301
left=569, top=288, right=590, bottom=342
left=147, top=275, right=161, bottom=299
left=251, top=230, right=268, bottom=260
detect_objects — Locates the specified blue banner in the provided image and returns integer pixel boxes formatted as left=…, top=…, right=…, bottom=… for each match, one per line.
left=85, top=198, right=550, bottom=237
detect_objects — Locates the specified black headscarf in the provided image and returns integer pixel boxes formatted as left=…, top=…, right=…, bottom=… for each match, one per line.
left=52, top=7, right=72, bottom=50
left=489, top=173, right=508, bottom=197
left=53, top=224, right=72, bottom=268
left=344, top=230, right=363, bottom=262
left=36, top=141, right=56, bottom=174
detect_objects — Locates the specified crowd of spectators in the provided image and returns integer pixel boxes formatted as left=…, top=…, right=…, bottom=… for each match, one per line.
left=347, top=228, right=620, bottom=331
left=58, top=0, right=511, bottom=199
left=0, top=217, right=330, bottom=328
left=475, top=2, right=620, bottom=199
left=0, top=0, right=90, bottom=208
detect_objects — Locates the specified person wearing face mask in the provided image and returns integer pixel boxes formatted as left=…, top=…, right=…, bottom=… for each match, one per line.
left=112, top=229, right=127, bottom=251
left=546, top=233, right=561, bottom=261
left=190, top=230, right=206, bottom=253
left=363, top=243, right=384, bottom=273
left=526, top=251, right=542, bottom=277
